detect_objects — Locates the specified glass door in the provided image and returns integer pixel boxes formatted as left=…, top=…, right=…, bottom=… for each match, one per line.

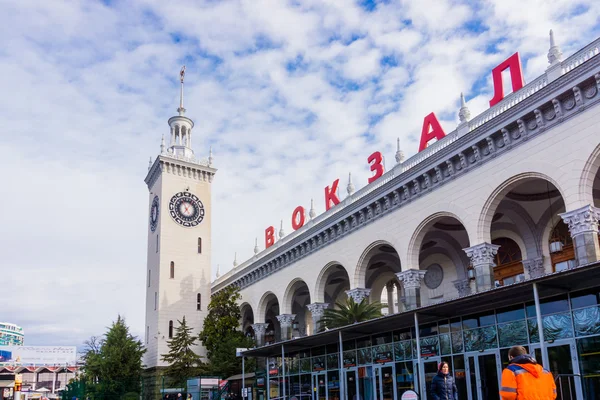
left=532, top=340, right=583, bottom=400
left=372, top=365, right=395, bottom=400
left=357, top=367, right=373, bottom=400
left=417, top=357, right=440, bottom=400
left=466, top=352, right=501, bottom=400
left=343, top=369, right=359, bottom=400
left=312, top=373, right=327, bottom=400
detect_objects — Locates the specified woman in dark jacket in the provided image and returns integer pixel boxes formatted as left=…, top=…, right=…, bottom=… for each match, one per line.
left=430, top=361, right=458, bottom=400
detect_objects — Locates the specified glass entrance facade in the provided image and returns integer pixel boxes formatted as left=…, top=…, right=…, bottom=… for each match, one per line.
left=256, top=286, right=600, bottom=400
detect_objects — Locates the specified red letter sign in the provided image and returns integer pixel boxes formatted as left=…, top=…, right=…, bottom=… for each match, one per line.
left=489, top=52, right=525, bottom=107
left=291, top=206, right=305, bottom=230
left=324, top=179, right=341, bottom=211
left=418, top=112, right=446, bottom=152
left=265, top=226, right=275, bottom=249
left=368, top=151, right=384, bottom=184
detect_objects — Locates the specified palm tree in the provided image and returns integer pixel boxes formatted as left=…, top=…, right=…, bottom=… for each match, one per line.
left=319, top=297, right=384, bottom=331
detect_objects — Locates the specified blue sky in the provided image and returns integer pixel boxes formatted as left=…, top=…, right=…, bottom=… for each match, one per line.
left=1, top=0, right=599, bottom=349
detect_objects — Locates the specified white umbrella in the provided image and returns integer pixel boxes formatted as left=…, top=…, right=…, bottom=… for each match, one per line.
left=36, top=388, right=51, bottom=392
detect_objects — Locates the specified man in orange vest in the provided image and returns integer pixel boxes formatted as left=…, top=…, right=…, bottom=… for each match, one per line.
left=500, top=346, right=557, bottom=400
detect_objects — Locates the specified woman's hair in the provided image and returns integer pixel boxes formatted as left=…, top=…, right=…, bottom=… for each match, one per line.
left=438, top=361, right=449, bottom=372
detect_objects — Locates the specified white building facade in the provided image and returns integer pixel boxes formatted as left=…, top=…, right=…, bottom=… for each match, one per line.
left=212, top=34, right=600, bottom=400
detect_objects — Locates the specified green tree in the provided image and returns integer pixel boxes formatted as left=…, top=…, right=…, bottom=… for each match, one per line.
left=82, top=315, right=146, bottom=400
left=319, top=297, right=383, bottom=330
left=161, top=316, right=204, bottom=387
left=208, top=332, right=256, bottom=378
left=198, top=286, right=243, bottom=359
left=199, top=286, right=256, bottom=378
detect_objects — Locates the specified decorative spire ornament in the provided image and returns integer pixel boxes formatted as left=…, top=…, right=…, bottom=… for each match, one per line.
left=160, top=134, right=166, bottom=154
left=458, top=92, right=471, bottom=123
left=395, top=138, right=405, bottom=164
left=347, top=172, right=355, bottom=195
left=233, top=252, right=238, bottom=267
left=254, top=237, right=259, bottom=255
left=309, top=198, right=317, bottom=219
left=547, top=29, right=563, bottom=66
left=279, top=220, right=285, bottom=239
left=216, top=264, right=220, bottom=278
left=208, top=146, right=214, bottom=167
left=148, top=156, right=152, bottom=170
left=178, top=65, right=186, bottom=116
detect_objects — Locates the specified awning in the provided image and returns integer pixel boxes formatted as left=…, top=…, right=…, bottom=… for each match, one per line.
left=0, top=381, right=15, bottom=388
left=242, top=261, right=600, bottom=358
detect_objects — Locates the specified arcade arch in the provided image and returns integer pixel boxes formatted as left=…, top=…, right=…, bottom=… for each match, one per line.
left=410, top=214, right=471, bottom=305
left=315, top=262, right=350, bottom=306
left=485, top=175, right=567, bottom=282
left=240, top=302, right=254, bottom=337
left=257, top=292, right=280, bottom=344
left=355, top=241, right=402, bottom=313
left=283, top=279, right=312, bottom=337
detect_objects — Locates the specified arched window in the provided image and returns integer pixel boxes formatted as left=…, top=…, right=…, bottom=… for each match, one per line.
left=197, top=293, right=201, bottom=310
left=168, top=320, right=173, bottom=338
left=170, top=262, right=175, bottom=279
left=492, top=237, right=524, bottom=287
left=198, top=238, right=202, bottom=254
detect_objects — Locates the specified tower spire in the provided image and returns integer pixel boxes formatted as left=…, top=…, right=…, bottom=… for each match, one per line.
left=547, top=29, right=563, bottom=66
left=178, top=66, right=186, bottom=116
left=395, top=138, right=405, bottom=164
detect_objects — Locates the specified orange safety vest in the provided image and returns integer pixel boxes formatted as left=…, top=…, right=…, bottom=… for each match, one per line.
left=500, top=362, right=557, bottom=400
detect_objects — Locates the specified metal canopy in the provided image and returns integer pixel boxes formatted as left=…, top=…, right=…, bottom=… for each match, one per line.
left=242, top=261, right=600, bottom=358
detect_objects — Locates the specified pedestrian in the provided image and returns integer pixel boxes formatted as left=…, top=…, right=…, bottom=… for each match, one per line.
left=500, top=345, right=556, bottom=399
left=430, top=361, right=458, bottom=400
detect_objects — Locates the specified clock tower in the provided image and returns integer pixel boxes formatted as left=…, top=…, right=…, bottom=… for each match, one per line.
left=143, top=67, right=216, bottom=369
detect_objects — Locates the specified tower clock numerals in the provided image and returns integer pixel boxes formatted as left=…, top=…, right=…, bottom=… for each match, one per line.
left=169, top=191, right=205, bottom=227
left=150, top=195, right=160, bottom=232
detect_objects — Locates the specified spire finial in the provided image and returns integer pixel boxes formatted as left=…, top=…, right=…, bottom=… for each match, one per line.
left=178, top=66, right=186, bottom=116
left=216, top=264, right=220, bottom=278
left=458, top=92, right=471, bottom=123
left=309, top=198, right=317, bottom=219
left=254, top=237, right=259, bottom=255
left=279, top=220, right=285, bottom=239
left=547, top=29, right=563, bottom=65
left=148, top=156, right=153, bottom=170
left=395, top=138, right=405, bottom=164
left=160, top=135, right=166, bottom=154
left=233, top=252, right=238, bottom=267
left=208, top=146, right=214, bottom=167
left=347, top=172, right=355, bottom=195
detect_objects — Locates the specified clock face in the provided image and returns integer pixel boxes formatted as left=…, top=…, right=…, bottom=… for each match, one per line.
left=169, top=191, right=205, bottom=227
left=150, top=195, right=159, bottom=232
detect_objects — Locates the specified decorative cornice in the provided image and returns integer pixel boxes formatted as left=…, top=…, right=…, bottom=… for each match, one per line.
left=307, top=303, right=329, bottom=318
left=523, top=257, right=545, bottom=279
left=453, top=279, right=472, bottom=297
left=276, top=314, right=296, bottom=326
left=145, top=155, right=217, bottom=190
left=396, top=269, right=426, bottom=290
left=212, top=40, right=600, bottom=296
left=464, top=243, right=501, bottom=266
left=345, top=288, right=371, bottom=303
left=560, top=204, right=600, bottom=236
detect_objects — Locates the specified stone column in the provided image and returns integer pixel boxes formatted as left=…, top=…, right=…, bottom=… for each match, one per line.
left=560, top=205, right=600, bottom=265
left=345, top=288, right=372, bottom=303
left=276, top=314, right=296, bottom=341
left=386, top=282, right=395, bottom=314
left=251, top=323, right=269, bottom=347
left=452, top=279, right=472, bottom=297
left=307, top=303, right=329, bottom=334
left=396, top=269, right=426, bottom=310
left=463, top=243, right=501, bottom=292
left=523, top=257, right=545, bottom=279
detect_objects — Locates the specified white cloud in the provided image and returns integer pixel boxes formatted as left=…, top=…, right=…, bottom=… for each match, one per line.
left=1, top=0, right=599, bottom=347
